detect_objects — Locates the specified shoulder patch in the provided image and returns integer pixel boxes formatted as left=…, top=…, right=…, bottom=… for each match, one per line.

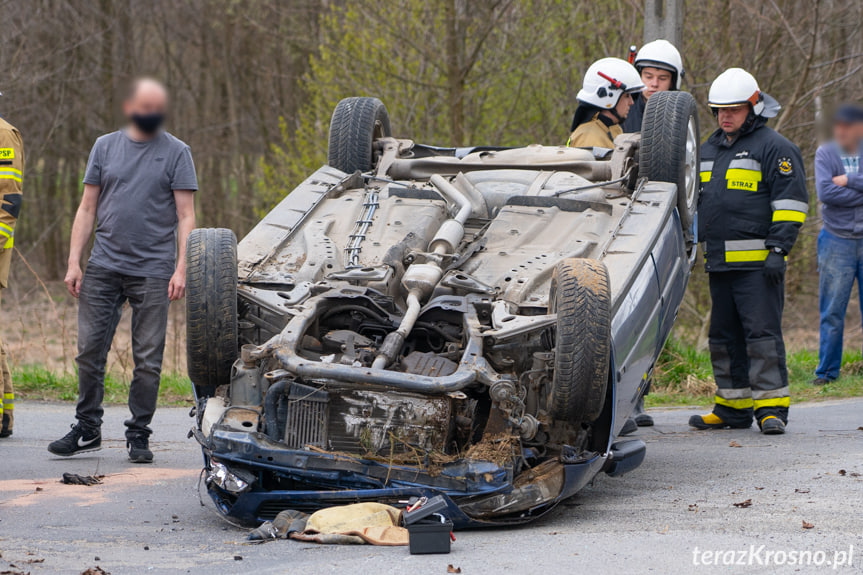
left=777, top=157, right=793, bottom=175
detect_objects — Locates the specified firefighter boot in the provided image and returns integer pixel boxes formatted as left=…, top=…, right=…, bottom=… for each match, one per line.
left=0, top=410, right=12, bottom=438
left=620, top=417, right=638, bottom=436
left=759, top=415, right=786, bottom=435
left=688, top=412, right=751, bottom=430
left=633, top=396, right=654, bottom=427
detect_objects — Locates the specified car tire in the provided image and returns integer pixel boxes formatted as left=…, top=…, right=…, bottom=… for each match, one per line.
left=639, top=91, right=700, bottom=243
left=547, top=258, right=611, bottom=426
left=186, top=228, right=238, bottom=397
left=327, top=97, right=392, bottom=174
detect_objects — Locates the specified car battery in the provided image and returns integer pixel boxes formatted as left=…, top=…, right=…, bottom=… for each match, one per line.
left=403, top=495, right=454, bottom=555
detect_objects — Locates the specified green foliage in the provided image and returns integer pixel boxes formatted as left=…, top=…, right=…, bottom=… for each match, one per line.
left=649, top=340, right=863, bottom=407
left=258, top=0, right=644, bottom=207
left=14, top=365, right=194, bottom=406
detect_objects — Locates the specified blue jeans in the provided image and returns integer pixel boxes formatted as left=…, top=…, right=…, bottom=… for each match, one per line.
left=816, top=228, right=863, bottom=380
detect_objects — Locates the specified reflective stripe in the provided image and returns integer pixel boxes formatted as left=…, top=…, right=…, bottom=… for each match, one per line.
left=715, top=395, right=754, bottom=410
left=715, top=387, right=753, bottom=400
left=772, top=199, right=808, bottom=213
left=753, top=396, right=791, bottom=409
left=725, top=167, right=762, bottom=191
left=700, top=171, right=712, bottom=182
left=772, top=209, right=807, bottom=223
left=700, top=161, right=713, bottom=183
left=752, top=386, right=790, bottom=400
left=725, top=239, right=766, bottom=251
left=726, top=249, right=769, bottom=263
left=725, top=239, right=770, bottom=262
left=0, top=172, right=22, bottom=183
left=0, top=222, right=14, bottom=249
left=728, top=158, right=761, bottom=171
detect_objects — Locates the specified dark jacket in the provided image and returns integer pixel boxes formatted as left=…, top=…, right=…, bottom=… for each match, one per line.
left=815, top=141, right=863, bottom=238
left=698, top=117, right=809, bottom=272
left=621, top=94, right=646, bottom=133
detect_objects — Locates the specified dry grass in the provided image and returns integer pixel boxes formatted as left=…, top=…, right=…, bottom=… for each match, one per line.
left=2, top=274, right=187, bottom=378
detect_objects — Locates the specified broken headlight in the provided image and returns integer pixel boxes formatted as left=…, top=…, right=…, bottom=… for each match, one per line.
left=206, top=461, right=254, bottom=494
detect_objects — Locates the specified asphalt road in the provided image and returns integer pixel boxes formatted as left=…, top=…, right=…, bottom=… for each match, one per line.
left=1, top=399, right=862, bottom=574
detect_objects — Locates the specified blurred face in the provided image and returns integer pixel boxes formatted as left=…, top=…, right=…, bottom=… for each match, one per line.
left=833, top=121, right=863, bottom=153
left=614, top=92, right=635, bottom=120
left=123, top=79, right=168, bottom=136
left=716, top=104, right=749, bottom=136
left=640, top=67, right=673, bottom=99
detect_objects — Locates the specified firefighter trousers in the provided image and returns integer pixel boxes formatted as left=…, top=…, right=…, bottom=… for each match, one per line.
left=708, top=270, right=790, bottom=427
left=0, top=290, right=13, bottom=437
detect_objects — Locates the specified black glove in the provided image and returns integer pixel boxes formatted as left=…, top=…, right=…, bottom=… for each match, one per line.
left=763, top=251, right=786, bottom=284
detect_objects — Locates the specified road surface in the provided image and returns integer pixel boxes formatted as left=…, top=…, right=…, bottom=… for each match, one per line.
left=1, top=399, right=861, bottom=574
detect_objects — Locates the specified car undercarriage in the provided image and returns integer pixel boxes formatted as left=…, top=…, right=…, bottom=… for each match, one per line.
left=188, top=94, right=700, bottom=526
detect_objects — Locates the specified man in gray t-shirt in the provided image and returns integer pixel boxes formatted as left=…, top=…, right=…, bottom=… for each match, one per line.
left=48, top=78, right=198, bottom=463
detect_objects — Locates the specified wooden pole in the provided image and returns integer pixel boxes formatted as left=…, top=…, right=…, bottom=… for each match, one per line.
left=643, top=0, right=683, bottom=48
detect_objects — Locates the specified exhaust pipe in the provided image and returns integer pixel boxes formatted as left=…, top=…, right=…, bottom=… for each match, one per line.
left=372, top=174, right=475, bottom=369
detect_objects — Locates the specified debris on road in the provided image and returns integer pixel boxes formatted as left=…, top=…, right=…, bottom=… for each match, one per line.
left=733, top=499, right=753, bottom=508
left=61, top=473, right=103, bottom=486
left=447, top=566, right=461, bottom=574
left=802, top=520, right=815, bottom=529
left=80, top=568, right=110, bottom=575
left=729, top=440, right=742, bottom=448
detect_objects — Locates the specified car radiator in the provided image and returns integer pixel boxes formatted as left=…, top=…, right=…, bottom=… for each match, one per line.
left=282, top=383, right=451, bottom=457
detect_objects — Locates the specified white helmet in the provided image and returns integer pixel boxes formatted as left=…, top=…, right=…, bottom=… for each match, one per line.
left=634, top=39, right=684, bottom=89
left=708, top=68, right=780, bottom=118
left=576, top=58, right=644, bottom=109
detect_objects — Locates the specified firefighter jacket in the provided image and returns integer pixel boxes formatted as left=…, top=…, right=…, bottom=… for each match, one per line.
left=0, top=117, right=22, bottom=288
left=567, top=113, right=621, bottom=149
left=698, top=117, right=808, bottom=272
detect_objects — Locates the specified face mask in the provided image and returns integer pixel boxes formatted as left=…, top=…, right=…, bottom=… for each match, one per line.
left=130, top=113, right=165, bottom=135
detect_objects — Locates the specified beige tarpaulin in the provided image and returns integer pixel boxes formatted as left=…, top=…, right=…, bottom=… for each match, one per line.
left=248, top=502, right=408, bottom=546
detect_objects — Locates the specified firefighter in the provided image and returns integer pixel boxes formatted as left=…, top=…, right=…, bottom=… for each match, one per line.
left=567, top=58, right=644, bottom=149
left=689, top=68, right=808, bottom=435
left=621, top=39, right=685, bottom=133
left=0, top=114, right=23, bottom=438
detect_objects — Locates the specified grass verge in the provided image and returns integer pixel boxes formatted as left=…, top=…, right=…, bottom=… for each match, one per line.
left=649, top=339, right=863, bottom=408
left=13, top=340, right=863, bottom=409
left=13, top=365, right=194, bottom=406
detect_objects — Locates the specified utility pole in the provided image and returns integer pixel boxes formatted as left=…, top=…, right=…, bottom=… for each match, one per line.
left=643, top=0, right=683, bottom=47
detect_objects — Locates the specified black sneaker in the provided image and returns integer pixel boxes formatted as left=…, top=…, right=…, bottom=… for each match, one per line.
left=811, top=377, right=831, bottom=386
left=48, top=423, right=101, bottom=456
left=127, top=436, right=153, bottom=463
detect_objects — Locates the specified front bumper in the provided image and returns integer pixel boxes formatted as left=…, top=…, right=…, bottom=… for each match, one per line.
left=199, top=427, right=609, bottom=528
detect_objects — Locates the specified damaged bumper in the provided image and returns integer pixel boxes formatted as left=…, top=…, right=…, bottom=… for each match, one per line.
left=198, top=427, right=615, bottom=528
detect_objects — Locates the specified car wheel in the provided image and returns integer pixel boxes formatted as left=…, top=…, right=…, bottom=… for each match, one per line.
left=639, top=91, right=700, bottom=243
left=547, top=258, right=611, bottom=426
left=327, top=97, right=392, bottom=174
left=186, top=228, right=238, bottom=397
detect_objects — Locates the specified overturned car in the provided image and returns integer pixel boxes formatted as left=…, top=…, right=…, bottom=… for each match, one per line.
left=188, top=93, right=700, bottom=527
